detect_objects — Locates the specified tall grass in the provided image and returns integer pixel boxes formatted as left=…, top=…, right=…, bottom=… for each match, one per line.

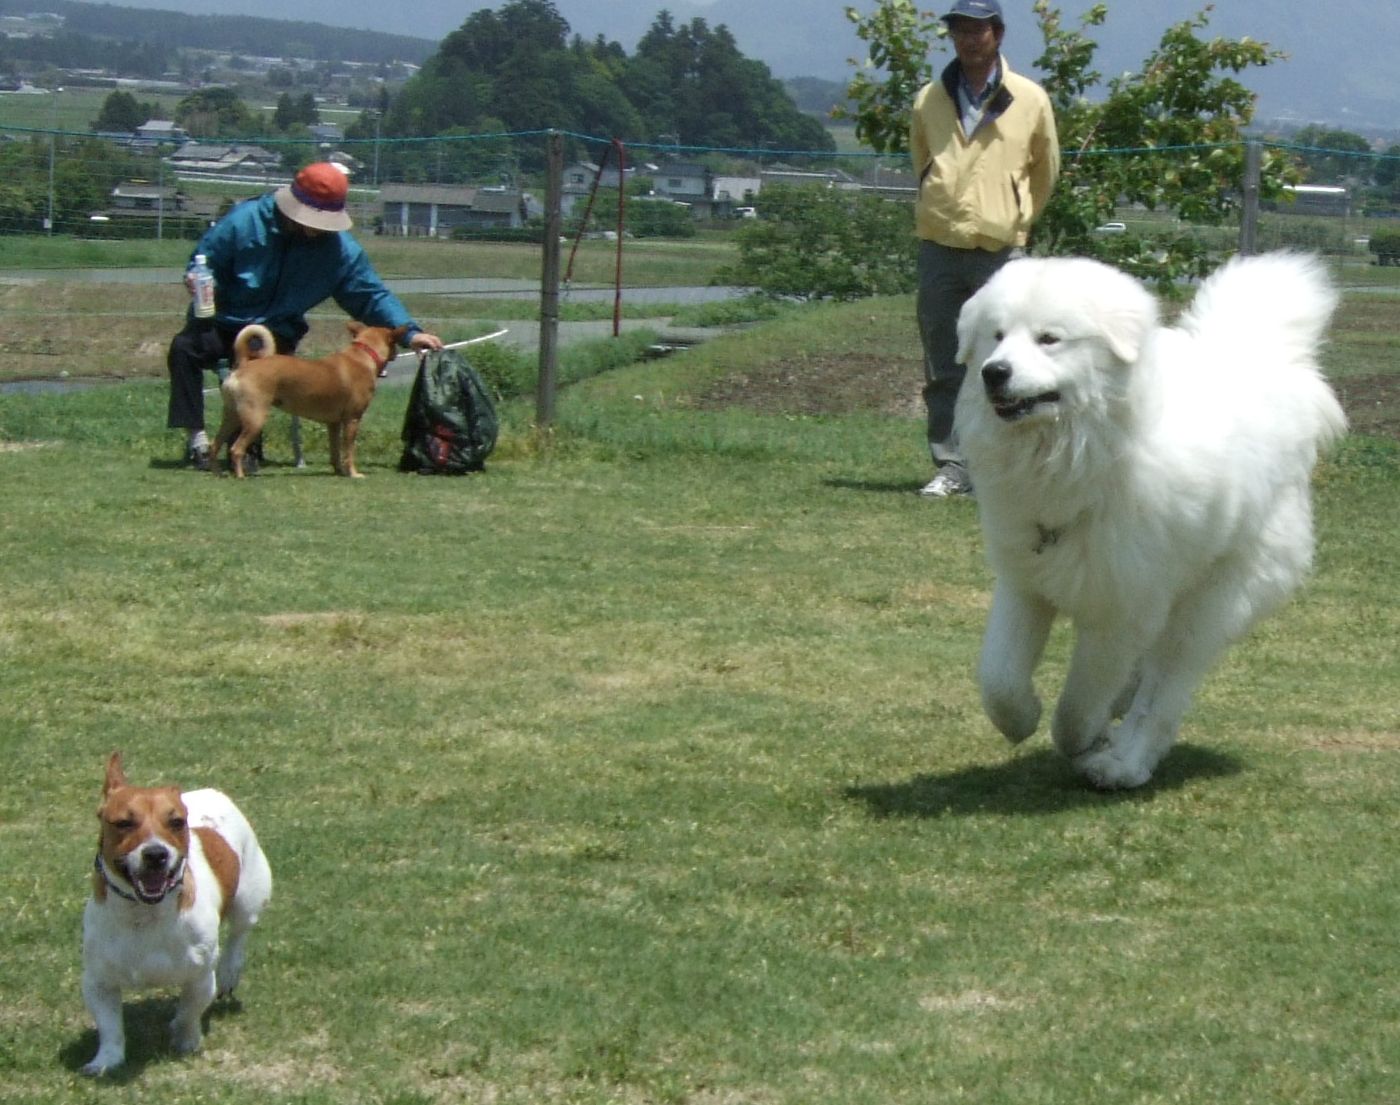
left=0, top=296, right=1396, bottom=1105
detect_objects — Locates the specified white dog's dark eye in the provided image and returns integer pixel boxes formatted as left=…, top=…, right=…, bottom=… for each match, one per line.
left=994, top=330, right=1005, bottom=342
left=1036, top=332, right=1061, bottom=346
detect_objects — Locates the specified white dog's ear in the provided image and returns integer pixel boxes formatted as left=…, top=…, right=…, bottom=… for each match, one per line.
left=956, top=294, right=984, bottom=366
left=1098, top=285, right=1159, bottom=364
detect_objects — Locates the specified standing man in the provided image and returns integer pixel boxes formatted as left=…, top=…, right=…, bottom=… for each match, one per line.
left=911, top=0, right=1059, bottom=496
left=167, top=162, right=443, bottom=469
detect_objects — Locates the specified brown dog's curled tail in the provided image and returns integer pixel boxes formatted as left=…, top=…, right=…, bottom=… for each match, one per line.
left=233, top=323, right=276, bottom=367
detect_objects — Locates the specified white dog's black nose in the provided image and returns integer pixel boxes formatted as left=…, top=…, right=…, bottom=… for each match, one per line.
left=981, top=361, right=1013, bottom=395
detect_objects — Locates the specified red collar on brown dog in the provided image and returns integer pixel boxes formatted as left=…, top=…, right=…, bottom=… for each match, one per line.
left=352, top=339, right=390, bottom=375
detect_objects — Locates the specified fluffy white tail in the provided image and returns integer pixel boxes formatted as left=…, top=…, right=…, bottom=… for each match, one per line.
left=1179, top=251, right=1338, bottom=354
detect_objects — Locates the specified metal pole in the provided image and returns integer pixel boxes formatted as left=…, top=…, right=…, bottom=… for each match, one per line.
left=373, top=111, right=381, bottom=187
left=613, top=137, right=626, bottom=338
left=537, top=130, right=564, bottom=429
left=1239, top=139, right=1261, bottom=256
left=46, top=88, right=58, bottom=235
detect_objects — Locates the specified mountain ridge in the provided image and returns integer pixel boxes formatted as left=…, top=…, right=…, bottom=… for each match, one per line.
left=4, top=0, right=1396, bottom=133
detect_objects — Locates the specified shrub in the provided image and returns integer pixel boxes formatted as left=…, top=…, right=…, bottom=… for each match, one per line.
left=1369, top=229, right=1400, bottom=264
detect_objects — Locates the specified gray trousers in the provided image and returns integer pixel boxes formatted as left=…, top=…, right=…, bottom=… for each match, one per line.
left=916, top=239, right=1014, bottom=465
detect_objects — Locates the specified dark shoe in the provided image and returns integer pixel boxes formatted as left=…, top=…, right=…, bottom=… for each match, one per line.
left=187, top=444, right=211, bottom=471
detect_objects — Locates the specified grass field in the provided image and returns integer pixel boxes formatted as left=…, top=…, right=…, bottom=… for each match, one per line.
left=0, top=273, right=1397, bottom=1104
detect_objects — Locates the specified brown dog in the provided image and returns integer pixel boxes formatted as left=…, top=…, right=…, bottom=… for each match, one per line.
left=209, top=321, right=408, bottom=478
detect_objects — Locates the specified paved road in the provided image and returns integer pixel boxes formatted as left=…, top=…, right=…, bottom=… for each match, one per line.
left=0, top=267, right=747, bottom=304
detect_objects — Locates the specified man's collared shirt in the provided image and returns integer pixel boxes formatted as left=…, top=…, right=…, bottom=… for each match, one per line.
left=957, top=62, right=1002, bottom=138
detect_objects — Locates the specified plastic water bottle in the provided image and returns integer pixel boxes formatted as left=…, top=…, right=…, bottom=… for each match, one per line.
left=190, top=253, right=216, bottom=320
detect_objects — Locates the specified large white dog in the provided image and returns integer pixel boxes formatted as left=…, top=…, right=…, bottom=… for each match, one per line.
left=954, top=252, right=1346, bottom=788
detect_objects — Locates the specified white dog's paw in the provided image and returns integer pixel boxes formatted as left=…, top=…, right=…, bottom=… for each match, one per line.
left=1072, top=746, right=1153, bottom=790
left=168, top=1017, right=204, bottom=1056
left=983, top=690, right=1042, bottom=745
left=80, top=1049, right=125, bottom=1077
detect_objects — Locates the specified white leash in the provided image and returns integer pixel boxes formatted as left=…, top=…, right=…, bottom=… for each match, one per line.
left=395, top=328, right=510, bottom=360
left=203, top=329, right=509, bottom=392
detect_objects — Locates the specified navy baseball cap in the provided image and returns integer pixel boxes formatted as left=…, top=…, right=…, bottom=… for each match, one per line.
left=941, top=0, right=1004, bottom=22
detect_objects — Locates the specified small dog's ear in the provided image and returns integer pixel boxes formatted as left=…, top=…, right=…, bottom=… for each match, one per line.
left=103, top=751, right=126, bottom=798
left=346, top=321, right=366, bottom=337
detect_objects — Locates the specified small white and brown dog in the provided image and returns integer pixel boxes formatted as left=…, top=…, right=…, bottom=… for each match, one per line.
left=80, top=752, right=272, bottom=1076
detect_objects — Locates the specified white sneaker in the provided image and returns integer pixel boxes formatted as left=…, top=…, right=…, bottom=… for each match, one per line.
left=920, top=464, right=973, bottom=498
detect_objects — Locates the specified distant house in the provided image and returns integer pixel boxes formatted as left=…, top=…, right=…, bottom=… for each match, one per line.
left=309, top=123, right=344, bottom=145
left=134, top=120, right=188, bottom=145
left=705, top=174, right=758, bottom=219
left=651, top=161, right=709, bottom=201
left=110, top=182, right=185, bottom=213
left=379, top=183, right=526, bottom=237
left=92, top=181, right=218, bottom=230
left=560, top=159, right=636, bottom=218
left=564, top=160, right=630, bottom=192
left=711, top=176, right=761, bottom=205
left=644, top=161, right=716, bottom=217
left=760, top=166, right=860, bottom=192
left=165, top=143, right=282, bottom=177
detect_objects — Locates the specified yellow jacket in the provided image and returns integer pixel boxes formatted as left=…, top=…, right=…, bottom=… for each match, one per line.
left=910, top=56, right=1060, bottom=251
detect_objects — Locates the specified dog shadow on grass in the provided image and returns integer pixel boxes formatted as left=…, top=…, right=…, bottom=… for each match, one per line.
left=59, top=993, right=244, bottom=1079
left=845, top=744, right=1243, bottom=819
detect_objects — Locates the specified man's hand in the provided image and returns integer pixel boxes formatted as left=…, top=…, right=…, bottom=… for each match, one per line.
left=409, top=332, right=444, bottom=352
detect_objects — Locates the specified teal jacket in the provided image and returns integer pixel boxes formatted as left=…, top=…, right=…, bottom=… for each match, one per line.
left=186, top=193, right=420, bottom=347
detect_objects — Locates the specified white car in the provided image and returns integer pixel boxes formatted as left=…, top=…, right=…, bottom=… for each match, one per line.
left=1094, top=221, right=1127, bottom=234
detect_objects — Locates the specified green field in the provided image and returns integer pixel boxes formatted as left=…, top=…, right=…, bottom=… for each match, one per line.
left=0, top=268, right=1397, bottom=1104
left=0, top=86, right=186, bottom=133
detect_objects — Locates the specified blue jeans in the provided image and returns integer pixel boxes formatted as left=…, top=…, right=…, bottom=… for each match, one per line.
left=916, top=240, right=1014, bottom=465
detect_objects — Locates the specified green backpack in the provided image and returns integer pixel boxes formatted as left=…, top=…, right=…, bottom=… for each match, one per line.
left=398, top=348, right=499, bottom=474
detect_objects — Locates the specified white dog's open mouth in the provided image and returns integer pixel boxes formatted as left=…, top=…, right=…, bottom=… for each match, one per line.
left=991, top=391, right=1061, bottom=421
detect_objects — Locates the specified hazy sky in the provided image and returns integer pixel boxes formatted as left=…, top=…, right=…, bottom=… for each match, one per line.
left=100, top=1, right=727, bottom=44
left=47, top=0, right=1388, bottom=123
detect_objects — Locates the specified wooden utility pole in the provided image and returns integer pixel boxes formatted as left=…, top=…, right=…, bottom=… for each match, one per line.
left=537, top=129, right=563, bottom=428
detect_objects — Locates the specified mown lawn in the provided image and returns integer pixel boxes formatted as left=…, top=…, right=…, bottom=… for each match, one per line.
left=0, top=295, right=1396, bottom=1105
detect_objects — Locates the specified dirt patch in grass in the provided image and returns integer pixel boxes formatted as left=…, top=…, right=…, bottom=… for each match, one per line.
left=697, top=351, right=925, bottom=420
left=1334, top=373, right=1400, bottom=440
left=698, top=351, right=1400, bottom=441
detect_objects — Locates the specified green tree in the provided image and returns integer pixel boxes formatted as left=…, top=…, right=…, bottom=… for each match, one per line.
left=273, top=92, right=298, bottom=130
left=174, top=86, right=257, bottom=139
left=842, top=2, right=1292, bottom=289
left=716, top=184, right=916, bottom=300
left=625, top=15, right=835, bottom=153
left=1291, top=125, right=1375, bottom=185
left=91, top=91, right=153, bottom=133
left=1373, top=144, right=1400, bottom=204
